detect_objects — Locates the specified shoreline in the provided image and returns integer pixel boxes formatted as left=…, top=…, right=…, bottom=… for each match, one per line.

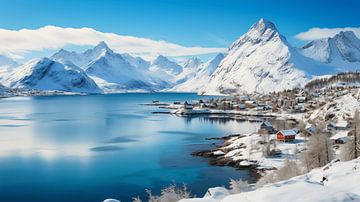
left=191, top=134, right=268, bottom=181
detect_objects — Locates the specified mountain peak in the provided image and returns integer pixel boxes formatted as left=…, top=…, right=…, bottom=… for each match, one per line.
left=334, top=31, right=359, bottom=42
left=301, top=30, right=360, bottom=65
left=152, top=55, right=172, bottom=65
left=94, top=41, right=111, bottom=52
left=183, top=56, right=202, bottom=69
left=229, top=18, right=284, bottom=51
left=254, top=18, right=277, bottom=31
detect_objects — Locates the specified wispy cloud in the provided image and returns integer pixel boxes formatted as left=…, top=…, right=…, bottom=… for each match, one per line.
left=295, top=27, right=360, bottom=41
left=0, top=26, right=226, bottom=60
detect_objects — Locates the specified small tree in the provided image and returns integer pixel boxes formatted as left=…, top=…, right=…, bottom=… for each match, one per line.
left=143, top=184, right=192, bottom=202
left=132, top=196, right=142, bottom=202
left=302, top=131, right=333, bottom=171
left=342, top=110, right=360, bottom=160
left=229, top=178, right=250, bottom=194
left=256, top=159, right=301, bottom=186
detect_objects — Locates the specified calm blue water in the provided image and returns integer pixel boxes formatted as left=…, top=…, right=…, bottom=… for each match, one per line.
left=0, top=93, right=259, bottom=202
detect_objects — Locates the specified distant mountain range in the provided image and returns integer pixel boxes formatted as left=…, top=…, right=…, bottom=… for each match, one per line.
left=0, top=18, right=359, bottom=95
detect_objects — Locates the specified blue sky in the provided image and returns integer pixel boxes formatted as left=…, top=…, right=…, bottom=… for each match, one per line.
left=0, top=0, right=359, bottom=61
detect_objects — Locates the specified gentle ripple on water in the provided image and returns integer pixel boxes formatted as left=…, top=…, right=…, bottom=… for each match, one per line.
left=0, top=93, right=259, bottom=202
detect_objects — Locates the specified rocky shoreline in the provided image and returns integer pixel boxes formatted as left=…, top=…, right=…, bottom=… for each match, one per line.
left=192, top=134, right=274, bottom=180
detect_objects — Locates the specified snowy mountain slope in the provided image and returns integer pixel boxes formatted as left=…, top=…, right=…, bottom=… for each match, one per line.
left=51, top=41, right=113, bottom=68
left=174, top=56, right=203, bottom=84
left=301, top=31, right=360, bottom=71
left=84, top=49, right=154, bottom=92
left=148, top=55, right=183, bottom=83
left=0, top=55, right=19, bottom=81
left=121, top=53, right=150, bottom=71
left=0, top=82, right=6, bottom=94
left=3, top=58, right=101, bottom=93
left=52, top=42, right=169, bottom=92
left=201, top=19, right=337, bottom=95
left=171, top=53, right=225, bottom=92
left=181, top=158, right=360, bottom=202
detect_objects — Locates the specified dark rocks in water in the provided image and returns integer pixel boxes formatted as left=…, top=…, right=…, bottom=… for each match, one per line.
left=205, top=134, right=242, bottom=140
left=191, top=150, right=215, bottom=158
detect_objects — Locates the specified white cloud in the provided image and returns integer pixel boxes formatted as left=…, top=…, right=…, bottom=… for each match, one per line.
left=0, top=26, right=226, bottom=60
left=295, top=27, right=360, bottom=41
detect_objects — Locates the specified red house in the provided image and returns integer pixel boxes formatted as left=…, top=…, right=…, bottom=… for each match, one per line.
left=276, top=130, right=296, bottom=142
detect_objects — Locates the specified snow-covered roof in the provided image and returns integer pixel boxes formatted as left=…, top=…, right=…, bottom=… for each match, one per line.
left=261, top=121, right=273, bottom=127
left=330, top=131, right=349, bottom=141
left=278, top=130, right=297, bottom=136
left=336, top=120, right=348, bottom=128
left=329, top=120, right=348, bottom=128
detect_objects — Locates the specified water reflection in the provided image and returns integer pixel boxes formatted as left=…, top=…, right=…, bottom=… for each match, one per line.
left=0, top=93, right=259, bottom=202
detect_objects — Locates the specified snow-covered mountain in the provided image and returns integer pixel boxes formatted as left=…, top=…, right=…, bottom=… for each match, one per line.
left=51, top=41, right=113, bottom=68
left=201, top=18, right=337, bottom=95
left=171, top=53, right=225, bottom=92
left=0, top=55, right=19, bottom=80
left=301, top=31, right=360, bottom=71
left=0, top=82, right=6, bottom=94
left=52, top=42, right=168, bottom=92
left=148, top=55, right=182, bottom=83
left=174, top=56, right=203, bottom=84
left=121, top=53, right=150, bottom=71
left=3, top=58, right=101, bottom=93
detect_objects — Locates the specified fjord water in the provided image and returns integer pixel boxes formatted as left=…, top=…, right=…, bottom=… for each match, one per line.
left=0, top=93, right=258, bottom=202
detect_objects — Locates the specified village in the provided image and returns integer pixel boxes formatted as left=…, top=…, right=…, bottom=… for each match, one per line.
left=150, top=85, right=360, bottom=177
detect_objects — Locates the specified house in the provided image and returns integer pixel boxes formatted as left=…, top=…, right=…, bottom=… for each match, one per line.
left=276, top=130, right=297, bottom=142
left=183, top=101, right=193, bottom=110
left=245, top=100, right=257, bottom=108
left=257, top=103, right=272, bottom=110
left=293, top=104, right=305, bottom=112
left=295, top=97, right=306, bottom=103
left=260, top=121, right=274, bottom=133
left=240, top=95, right=250, bottom=101
left=327, top=120, right=348, bottom=130
left=330, top=131, right=349, bottom=144
left=233, top=104, right=246, bottom=110
left=305, top=124, right=318, bottom=136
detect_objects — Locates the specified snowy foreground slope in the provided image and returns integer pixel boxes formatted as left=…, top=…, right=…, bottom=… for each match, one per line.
left=180, top=158, right=360, bottom=202
left=301, top=31, right=360, bottom=71
left=3, top=58, right=101, bottom=93
left=201, top=19, right=337, bottom=95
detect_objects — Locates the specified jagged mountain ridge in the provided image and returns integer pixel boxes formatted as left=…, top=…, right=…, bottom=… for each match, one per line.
left=52, top=42, right=169, bottom=92
left=301, top=31, right=360, bottom=71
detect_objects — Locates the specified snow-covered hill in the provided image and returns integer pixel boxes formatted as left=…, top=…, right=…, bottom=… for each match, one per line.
left=171, top=53, right=225, bottom=92
left=301, top=31, right=360, bottom=71
left=181, top=158, right=360, bottom=202
left=309, top=91, right=360, bottom=123
left=201, top=19, right=337, bottom=95
left=3, top=58, right=101, bottom=93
